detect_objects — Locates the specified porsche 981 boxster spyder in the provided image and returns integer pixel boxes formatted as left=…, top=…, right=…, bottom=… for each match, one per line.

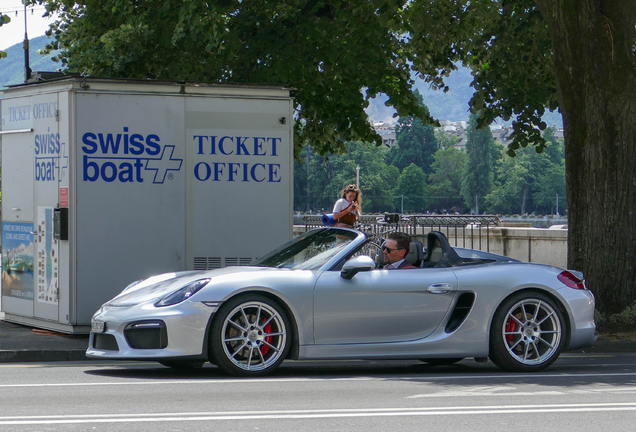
left=87, top=227, right=597, bottom=375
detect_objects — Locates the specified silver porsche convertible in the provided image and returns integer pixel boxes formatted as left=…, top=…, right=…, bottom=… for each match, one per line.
left=87, top=227, right=597, bottom=376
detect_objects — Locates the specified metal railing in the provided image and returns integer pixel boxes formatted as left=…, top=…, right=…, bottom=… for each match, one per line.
left=304, top=214, right=501, bottom=252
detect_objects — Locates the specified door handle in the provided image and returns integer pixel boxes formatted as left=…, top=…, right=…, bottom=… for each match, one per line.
left=426, top=283, right=453, bottom=294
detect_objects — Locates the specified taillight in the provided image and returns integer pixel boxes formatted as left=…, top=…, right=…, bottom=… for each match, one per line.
left=558, top=271, right=586, bottom=290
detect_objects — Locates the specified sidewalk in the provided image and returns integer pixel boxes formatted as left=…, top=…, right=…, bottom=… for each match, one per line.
left=0, top=313, right=634, bottom=363
left=0, top=313, right=89, bottom=363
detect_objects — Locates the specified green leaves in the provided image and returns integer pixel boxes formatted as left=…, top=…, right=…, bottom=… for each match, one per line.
left=461, top=112, right=497, bottom=209
left=393, top=163, right=428, bottom=212
left=43, top=0, right=429, bottom=156
left=405, top=0, right=558, bottom=155
left=0, top=13, right=10, bottom=60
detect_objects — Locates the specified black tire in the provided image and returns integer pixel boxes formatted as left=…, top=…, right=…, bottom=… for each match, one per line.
left=158, top=360, right=205, bottom=369
left=209, top=294, right=291, bottom=377
left=420, top=358, right=464, bottom=366
left=489, top=291, right=565, bottom=372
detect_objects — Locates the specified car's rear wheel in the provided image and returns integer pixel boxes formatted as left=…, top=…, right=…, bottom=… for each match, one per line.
left=489, top=291, right=565, bottom=372
left=209, top=294, right=290, bottom=376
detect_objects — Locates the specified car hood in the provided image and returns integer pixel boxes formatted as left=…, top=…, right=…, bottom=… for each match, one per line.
left=106, top=266, right=285, bottom=307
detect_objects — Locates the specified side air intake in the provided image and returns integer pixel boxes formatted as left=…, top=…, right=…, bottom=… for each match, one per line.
left=445, top=293, right=475, bottom=333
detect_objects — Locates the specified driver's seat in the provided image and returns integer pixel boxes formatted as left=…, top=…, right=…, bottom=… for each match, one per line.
left=405, top=241, right=424, bottom=267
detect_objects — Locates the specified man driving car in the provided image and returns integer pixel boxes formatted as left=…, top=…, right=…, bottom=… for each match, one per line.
left=382, top=232, right=415, bottom=269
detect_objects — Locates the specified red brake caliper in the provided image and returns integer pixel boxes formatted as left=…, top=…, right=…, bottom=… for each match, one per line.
left=505, top=319, right=516, bottom=342
left=260, top=321, right=273, bottom=355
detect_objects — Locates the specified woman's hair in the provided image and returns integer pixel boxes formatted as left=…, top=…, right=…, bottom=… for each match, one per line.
left=340, top=184, right=362, bottom=213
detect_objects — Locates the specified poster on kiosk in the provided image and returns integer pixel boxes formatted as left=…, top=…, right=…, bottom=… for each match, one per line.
left=1, top=78, right=293, bottom=333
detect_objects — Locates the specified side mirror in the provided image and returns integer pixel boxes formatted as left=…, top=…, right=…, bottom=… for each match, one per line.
left=341, top=255, right=375, bottom=280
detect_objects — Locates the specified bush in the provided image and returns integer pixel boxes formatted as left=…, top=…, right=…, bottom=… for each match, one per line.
left=596, top=302, right=636, bottom=333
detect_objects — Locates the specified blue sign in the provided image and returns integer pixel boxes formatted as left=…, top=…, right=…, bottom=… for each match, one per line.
left=34, top=128, right=68, bottom=183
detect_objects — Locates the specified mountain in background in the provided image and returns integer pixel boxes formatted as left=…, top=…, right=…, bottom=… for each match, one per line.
left=366, top=66, right=563, bottom=128
left=366, top=66, right=476, bottom=124
left=1, top=35, right=60, bottom=89
left=1, top=37, right=562, bottom=127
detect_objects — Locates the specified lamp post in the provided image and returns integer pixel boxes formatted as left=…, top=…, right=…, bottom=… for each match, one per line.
left=23, top=0, right=31, bottom=82
left=356, top=166, right=360, bottom=189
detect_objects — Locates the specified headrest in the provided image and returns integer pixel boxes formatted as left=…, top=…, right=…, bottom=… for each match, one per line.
left=406, top=241, right=424, bottom=266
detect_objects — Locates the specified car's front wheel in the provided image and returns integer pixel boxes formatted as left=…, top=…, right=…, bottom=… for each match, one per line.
left=209, top=294, right=290, bottom=376
left=489, top=291, right=565, bottom=372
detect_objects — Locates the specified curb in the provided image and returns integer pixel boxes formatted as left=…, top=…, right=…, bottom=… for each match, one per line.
left=0, top=349, right=88, bottom=363
left=576, top=340, right=636, bottom=354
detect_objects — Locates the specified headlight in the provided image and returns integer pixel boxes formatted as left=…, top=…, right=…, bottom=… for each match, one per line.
left=154, top=279, right=210, bottom=307
left=120, top=273, right=179, bottom=295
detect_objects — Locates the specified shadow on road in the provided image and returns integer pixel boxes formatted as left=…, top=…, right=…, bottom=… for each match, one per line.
left=82, top=353, right=636, bottom=390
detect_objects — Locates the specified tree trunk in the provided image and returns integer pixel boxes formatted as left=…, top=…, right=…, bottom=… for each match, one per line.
left=520, top=186, right=529, bottom=215
left=535, top=0, right=636, bottom=314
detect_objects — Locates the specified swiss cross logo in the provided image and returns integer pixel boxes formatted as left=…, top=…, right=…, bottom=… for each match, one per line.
left=145, top=146, right=183, bottom=184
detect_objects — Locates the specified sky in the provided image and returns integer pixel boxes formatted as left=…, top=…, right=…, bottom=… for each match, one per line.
left=0, top=1, right=58, bottom=50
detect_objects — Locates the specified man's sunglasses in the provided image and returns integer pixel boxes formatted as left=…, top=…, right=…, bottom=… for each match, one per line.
left=382, top=246, right=404, bottom=252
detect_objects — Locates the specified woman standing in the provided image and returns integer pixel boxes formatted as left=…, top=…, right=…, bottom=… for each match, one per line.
left=332, top=184, right=362, bottom=228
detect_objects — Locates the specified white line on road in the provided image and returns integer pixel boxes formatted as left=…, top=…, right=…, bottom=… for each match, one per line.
left=407, top=391, right=567, bottom=398
left=406, top=384, right=636, bottom=398
left=2, top=403, right=636, bottom=425
left=0, top=376, right=374, bottom=388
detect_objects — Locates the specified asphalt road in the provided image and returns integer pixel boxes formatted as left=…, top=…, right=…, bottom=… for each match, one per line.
left=1, top=354, right=635, bottom=431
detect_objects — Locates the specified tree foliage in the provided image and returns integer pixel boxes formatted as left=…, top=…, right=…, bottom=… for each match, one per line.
left=386, top=90, right=438, bottom=174
left=427, top=146, right=467, bottom=212
left=392, top=163, right=428, bottom=213
left=294, top=131, right=563, bottom=216
left=461, top=113, right=498, bottom=211
left=39, top=0, right=432, bottom=157
left=404, top=0, right=557, bottom=154
left=0, top=13, right=10, bottom=60
left=486, top=128, right=565, bottom=215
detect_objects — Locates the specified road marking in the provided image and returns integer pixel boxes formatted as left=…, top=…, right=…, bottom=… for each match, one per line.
left=1, top=403, right=636, bottom=425
left=0, top=362, right=157, bottom=369
left=0, top=377, right=373, bottom=388
left=407, top=389, right=566, bottom=398
left=397, top=372, right=636, bottom=381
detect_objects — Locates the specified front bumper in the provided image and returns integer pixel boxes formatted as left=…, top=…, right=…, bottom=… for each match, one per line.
left=86, top=300, right=217, bottom=360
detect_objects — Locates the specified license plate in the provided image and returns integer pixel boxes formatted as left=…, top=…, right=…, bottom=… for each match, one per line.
left=91, top=320, right=105, bottom=333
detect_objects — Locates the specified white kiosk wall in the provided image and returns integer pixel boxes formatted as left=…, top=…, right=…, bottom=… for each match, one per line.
left=1, top=79, right=294, bottom=332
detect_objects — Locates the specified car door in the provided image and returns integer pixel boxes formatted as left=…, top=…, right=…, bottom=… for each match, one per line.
left=313, top=267, right=458, bottom=345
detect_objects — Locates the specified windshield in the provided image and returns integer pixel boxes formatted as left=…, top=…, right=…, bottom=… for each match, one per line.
left=252, top=229, right=359, bottom=270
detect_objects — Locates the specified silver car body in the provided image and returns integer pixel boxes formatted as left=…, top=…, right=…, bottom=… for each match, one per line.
left=87, top=227, right=596, bottom=370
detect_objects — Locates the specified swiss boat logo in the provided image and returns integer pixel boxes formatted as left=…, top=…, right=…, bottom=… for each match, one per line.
left=81, top=127, right=183, bottom=184
left=35, top=128, right=69, bottom=183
